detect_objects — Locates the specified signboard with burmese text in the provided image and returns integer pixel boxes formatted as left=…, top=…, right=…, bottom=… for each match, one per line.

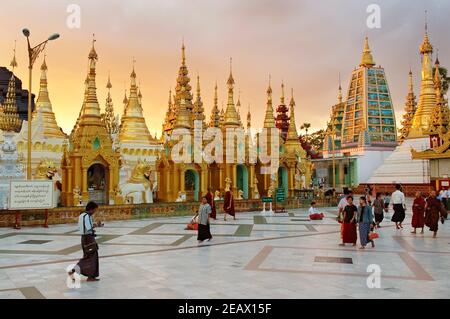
left=8, top=180, right=54, bottom=210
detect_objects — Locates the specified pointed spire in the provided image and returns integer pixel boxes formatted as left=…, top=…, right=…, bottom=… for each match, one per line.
left=193, top=74, right=205, bottom=123
left=119, top=60, right=154, bottom=144
left=420, top=11, right=433, bottom=54
left=338, top=73, right=343, bottom=104
left=173, top=40, right=193, bottom=130
left=360, top=37, right=376, bottom=67
left=399, top=69, right=418, bottom=141
left=0, top=43, right=22, bottom=132
left=224, top=57, right=240, bottom=127
left=10, top=40, right=18, bottom=70
left=286, top=88, right=299, bottom=140
left=263, top=75, right=275, bottom=128
left=209, top=82, right=221, bottom=128
left=123, top=89, right=128, bottom=105
left=280, top=81, right=285, bottom=105
left=102, top=74, right=119, bottom=135
left=247, top=104, right=251, bottom=130
left=31, top=54, right=66, bottom=138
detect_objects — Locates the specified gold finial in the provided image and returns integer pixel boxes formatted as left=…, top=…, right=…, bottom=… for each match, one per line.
left=420, top=11, right=433, bottom=54
left=107, top=72, right=112, bottom=89
left=196, top=74, right=201, bottom=98
left=360, top=36, right=375, bottom=67
left=227, top=57, right=234, bottom=86
left=181, top=39, right=186, bottom=66
left=289, top=88, right=295, bottom=107
left=131, top=57, right=137, bottom=78
left=267, top=74, right=272, bottom=95
left=280, top=81, right=285, bottom=104
left=123, top=89, right=128, bottom=104
left=41, top=53, right=48, bottom=71
left=89, top=33, right=98, bottom=59
left=10, top=40, right=18, bottom=70
left=338, top=73, right=343, bottom=103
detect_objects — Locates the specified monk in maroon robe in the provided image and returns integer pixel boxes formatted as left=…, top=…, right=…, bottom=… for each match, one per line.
left=425, top=191, right=445, bottom=238
left=223, top=190, right=235, bottom=221
left=411, top=191, right=426, bottom=234
left=205, top=188, right=216, bottom=220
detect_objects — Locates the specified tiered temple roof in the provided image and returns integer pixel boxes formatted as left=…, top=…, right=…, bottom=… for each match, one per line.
left=341, top=37, right=397, bottom=147
left=0, top=49, right=22, bottom=133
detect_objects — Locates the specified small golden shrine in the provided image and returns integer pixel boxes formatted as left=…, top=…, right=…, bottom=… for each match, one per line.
left=60, top=40, right=121, bottom=206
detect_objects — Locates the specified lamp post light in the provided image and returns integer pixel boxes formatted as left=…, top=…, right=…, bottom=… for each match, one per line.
left=22, top=28, right=60, bottom=180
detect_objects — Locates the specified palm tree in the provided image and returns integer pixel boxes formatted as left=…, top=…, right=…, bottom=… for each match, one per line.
left=301, top=123, right=311, bottom=142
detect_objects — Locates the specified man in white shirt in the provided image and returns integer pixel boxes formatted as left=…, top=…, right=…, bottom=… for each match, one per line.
left=69, top=201, right=100, bottom=282
left=391, top=184, right=406, bottom=229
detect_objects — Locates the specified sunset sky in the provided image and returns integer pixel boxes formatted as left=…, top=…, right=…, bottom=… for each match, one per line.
left=1, top=0, right=448, bottom=135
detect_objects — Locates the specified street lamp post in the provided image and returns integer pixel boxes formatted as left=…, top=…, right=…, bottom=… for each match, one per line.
left=22, top=28, right=60, bottom=180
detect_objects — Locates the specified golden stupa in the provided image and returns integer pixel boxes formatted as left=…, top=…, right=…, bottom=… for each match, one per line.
left=31, top=56, right=66, bottom=139
left=118, top=63, right=155, bottom=145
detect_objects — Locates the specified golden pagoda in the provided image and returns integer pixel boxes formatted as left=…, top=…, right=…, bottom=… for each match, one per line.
left=61, top=40, right=121, bottom=206
left=0, top=48, right=22, bottom=133
left=223, top=59, right=241, bottom=128
left=162, top=89, right=176, bottom=134
left=30, top=56, right=66, bottom=138
left=425, top=58, right=449, bottom=136
left=398, top=70, right=417, bottom=141
left=118, top=63, right=155, bottom=145
left=101, top=75, right=119, bottom=136
left=281, top=89, right=310, bottom=194
left=409, top=22, right=437, bottom=137
left=209, top=83, right=220, bottom=128
left=156, top=43, right=209, bottom=202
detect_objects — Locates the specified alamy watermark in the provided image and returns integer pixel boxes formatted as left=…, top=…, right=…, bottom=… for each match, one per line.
left=66, top=4, right=81, bottom=29
left=366, top=4, right=381, bottom=29
left=366, top=264, right=381, bottom=289
left=164, top=123, right=280, bottom=175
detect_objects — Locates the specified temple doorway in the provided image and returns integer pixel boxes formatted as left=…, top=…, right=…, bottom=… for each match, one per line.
left=87, top=163, right=108, bottom=204
left=236, top=164, right=249, bottom=199
left=185, top=169, right=200, bottom=201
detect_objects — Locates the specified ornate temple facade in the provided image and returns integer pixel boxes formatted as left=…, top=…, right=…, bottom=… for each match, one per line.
left=317, top=37, right=397, bottom=189
left=156, top=45, right=310, bottom=202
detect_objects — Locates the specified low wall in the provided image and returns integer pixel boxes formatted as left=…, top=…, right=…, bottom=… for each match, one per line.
left=354, top=183, right=433, bottom=197
left=0, top=198, right=337, bottom=228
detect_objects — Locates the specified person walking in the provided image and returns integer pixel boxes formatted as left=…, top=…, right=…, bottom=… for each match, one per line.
left=357, top=196, right=375, bottom=249
left=339, top=196, right=358, bottom=246
left=411, top=191, right=426, bottom=234
left=197, top=196, right=213, bottom=242
left=68, top=201, right=100, bottom=282
left=338, top=190, right=352, bottom=240
left=205, top=187, right=217, bottom=220
left=425, top=191, right=445, bottom=238
left=373, top=192, right=384, bottom=228
left=391, top=184, right=406, bottom=229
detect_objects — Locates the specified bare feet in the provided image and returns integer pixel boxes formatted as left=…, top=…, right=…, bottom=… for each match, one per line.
left=359, top=246, right=365, bottom=249
left=411, top=230, right=416, bottom=234
left=339, top=243, right=345, bottom=246
left=86, top=277, right=99, bottom=282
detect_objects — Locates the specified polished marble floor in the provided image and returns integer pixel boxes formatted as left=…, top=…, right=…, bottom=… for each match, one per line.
left=0, top=198, right=449, bottom=299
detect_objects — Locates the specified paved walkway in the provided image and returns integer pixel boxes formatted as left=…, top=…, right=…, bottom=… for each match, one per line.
left=0, top=198, right=449, bottom=299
